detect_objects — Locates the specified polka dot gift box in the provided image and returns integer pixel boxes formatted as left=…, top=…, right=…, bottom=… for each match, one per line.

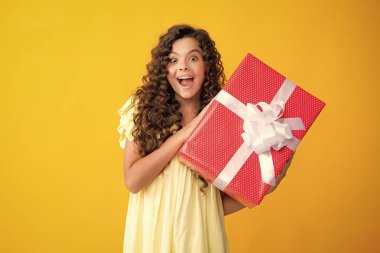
left=178, top=53, right=326, bottom=208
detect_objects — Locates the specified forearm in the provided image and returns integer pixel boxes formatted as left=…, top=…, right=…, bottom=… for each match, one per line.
left=220, top=153, right=294, bottom=215
left=222, top=193, right=246, bottom=216
left=124, top=109, right=207, bottom=193
left=124, top=130, right=186, bottom=193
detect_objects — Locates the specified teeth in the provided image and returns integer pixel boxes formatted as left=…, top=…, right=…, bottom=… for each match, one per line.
left=178, top=76, right=193, bottom=80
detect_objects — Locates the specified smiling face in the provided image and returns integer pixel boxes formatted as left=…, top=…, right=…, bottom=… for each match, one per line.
left=167, top=37, right=206, bottom=106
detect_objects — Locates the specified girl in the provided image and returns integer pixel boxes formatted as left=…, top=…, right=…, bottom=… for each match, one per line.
left=117, top=24, right=291, bottom=253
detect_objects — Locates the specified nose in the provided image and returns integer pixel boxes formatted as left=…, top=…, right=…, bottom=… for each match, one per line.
left=178, top=59, right=189, bottom=71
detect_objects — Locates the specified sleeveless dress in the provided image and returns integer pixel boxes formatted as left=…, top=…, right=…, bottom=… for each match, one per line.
left=117, top=97, right=231, bottom=253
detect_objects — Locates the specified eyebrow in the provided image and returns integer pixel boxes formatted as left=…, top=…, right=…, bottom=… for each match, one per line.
left=169, top=49, right=202, bottom=55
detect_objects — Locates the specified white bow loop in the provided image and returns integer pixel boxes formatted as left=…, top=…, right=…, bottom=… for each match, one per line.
left=241, top=101, right=294, bottom=154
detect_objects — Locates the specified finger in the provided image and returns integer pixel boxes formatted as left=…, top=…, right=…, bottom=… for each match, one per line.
left=202, top=103, right=211, bottom=114
left=198, top=104, right=209, bottom=117
left=204, top=102, right=211, bottom=109
left=287, top=153, right=295, bottom=162
left=284, top=153, right=295, bottom=167
left=281, top=153, right=296, bottom=177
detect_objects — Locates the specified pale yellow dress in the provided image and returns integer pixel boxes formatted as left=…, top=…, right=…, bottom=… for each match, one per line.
left=117, top=97, right=231, bottom=253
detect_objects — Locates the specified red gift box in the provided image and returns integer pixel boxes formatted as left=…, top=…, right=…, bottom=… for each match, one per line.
left=178, top=53, right=325, bottom=208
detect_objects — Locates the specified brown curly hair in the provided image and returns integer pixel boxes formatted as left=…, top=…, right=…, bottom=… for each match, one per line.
left=131, top=24, right=225, bottom=192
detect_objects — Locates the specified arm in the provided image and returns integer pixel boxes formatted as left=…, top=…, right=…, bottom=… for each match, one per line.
left=123, top=130, right=185, bottom=193
left=123, top=106, right=209, bottom=194
left=221, top=192, right=246, bottom=216
left=221, top=153, right=295, bottom=216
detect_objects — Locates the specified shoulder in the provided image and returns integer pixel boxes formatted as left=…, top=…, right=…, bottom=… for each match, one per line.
left=118, top=96, right=139, bottom=116
left=117, top=95, right=139, bottom=149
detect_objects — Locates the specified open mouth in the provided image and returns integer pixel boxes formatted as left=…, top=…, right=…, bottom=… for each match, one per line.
left=177, top=76, right=194, bottom=87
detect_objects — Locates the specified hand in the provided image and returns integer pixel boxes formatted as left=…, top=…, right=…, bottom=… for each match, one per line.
left=178, top=103, right=211, bottom=142
left=194, top=102, right=212, bottom=122
left=266, top=152, right=295, bottom=195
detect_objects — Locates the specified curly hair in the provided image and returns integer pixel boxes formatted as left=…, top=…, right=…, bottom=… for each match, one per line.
left=131, top=24, right=225, bottom=192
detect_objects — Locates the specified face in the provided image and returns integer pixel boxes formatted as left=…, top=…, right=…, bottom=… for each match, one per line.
left=167, top=37, right=205, bottom=105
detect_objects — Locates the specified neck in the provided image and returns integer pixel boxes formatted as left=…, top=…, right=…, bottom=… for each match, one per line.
left=176, top=97, right=200, bottom=126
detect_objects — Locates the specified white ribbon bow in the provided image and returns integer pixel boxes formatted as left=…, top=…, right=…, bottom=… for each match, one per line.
left=241, top=101, right=293, bottom=154
left=212, top=79, right=305, bottom=189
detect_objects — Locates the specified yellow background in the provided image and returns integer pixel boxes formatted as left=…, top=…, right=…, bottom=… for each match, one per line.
left=1, top=0, right=379, bottom=252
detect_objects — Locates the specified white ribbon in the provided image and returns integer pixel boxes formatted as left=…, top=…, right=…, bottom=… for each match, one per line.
left=241, top=101, right=292, bottom=154
left=212, top=79, right=305, bottom=189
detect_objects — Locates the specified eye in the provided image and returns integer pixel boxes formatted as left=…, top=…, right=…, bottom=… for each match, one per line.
left=190, top=56, right=198, bottom=61
left=169, top=57, right=177, bottom=63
